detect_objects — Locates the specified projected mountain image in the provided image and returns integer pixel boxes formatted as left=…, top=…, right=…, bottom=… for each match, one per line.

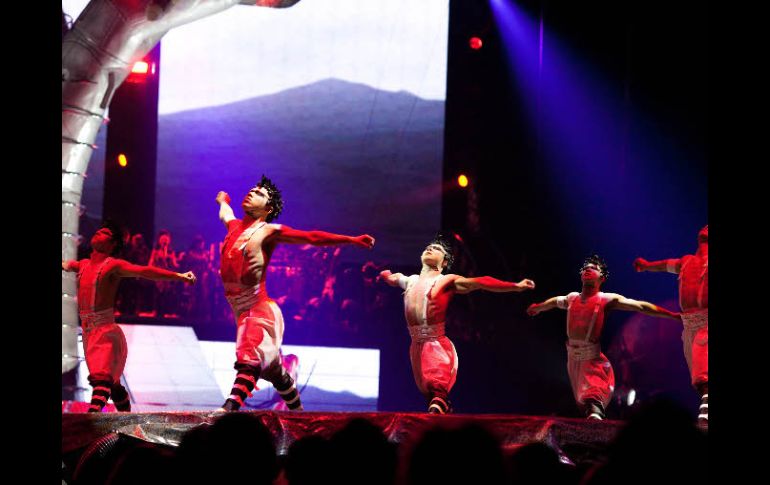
left=243, top=385, right=378, bottom=412
left=157, top=78, right=445, bottom=265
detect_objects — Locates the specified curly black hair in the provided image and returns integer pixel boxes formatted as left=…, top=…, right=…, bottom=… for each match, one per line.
left=100, top=219, right=126, bottom=256
left=580, top=254, right=609, bottom=280
left=429, top=233, right=455, bottom=271
left=257, top=174, right=283, bottom=222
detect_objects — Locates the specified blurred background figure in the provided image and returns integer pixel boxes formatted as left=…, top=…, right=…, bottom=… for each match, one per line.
left=180, top=234, right=212, bottom=322
left=116, top=233, right=151, bottom=316
left=149, top=229, right=181, bottom=318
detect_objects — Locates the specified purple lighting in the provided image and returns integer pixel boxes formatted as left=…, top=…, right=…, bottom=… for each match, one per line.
left=488, top=0, right=706, bottom=292
left=538, top=7, right=544, bottom=73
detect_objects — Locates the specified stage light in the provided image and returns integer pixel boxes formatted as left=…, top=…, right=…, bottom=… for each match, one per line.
left=131, top=61, right=149, bottom=74
left=627, top=389, right=636, bottom=406
left=458, top=174, right=469, bottom=187
left=127, top=60, right=152, bottom=83
left=469, top=37, right=483, bottom=50
left=118, top=153, right=128, bottom=167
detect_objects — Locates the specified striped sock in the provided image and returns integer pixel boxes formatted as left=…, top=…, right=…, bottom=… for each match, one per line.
left=274, top=372, right=303, bottom=411
left=428, top=396, right=449, bottom=414
left=582, top=399, right=606, bottom=420
left=698, top=393, right=708, bottom=422
left=222, top=370, right=259, bottom=411
left=88, top=382, right=112, bottom=413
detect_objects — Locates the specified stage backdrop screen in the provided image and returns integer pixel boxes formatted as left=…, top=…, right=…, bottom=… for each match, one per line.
left=155, top=0, right=448, bottom=265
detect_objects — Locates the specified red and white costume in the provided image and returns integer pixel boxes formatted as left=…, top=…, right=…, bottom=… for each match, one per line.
left=677, top=256, right=708, bottom=388
left=225, top=281, right=285, bottom=378
left=221, top=220, right=286, bottom=376
left=400, top=274, right=459, bottom=400
left=218, top=219, right=303, bottom=411
left=77, top=258, right=128, bottom=383
left=557, top=291, right=616, bottom=409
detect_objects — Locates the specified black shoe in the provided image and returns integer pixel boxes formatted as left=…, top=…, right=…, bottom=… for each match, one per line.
left=114, top=398, right=131, bottom=412
left=219, top=398, right=241, bottom=412
left=114, top=402, right=131, bottom=412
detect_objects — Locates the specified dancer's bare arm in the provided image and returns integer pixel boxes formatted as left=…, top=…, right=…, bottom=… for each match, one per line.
left=527, top=296, right=564, bottom=316
left=62, top=260, right=80, bottom=272
left=609, top=294, right=680, bottom=320
left=114, top=260, right=197, bottom=284
left=216, top=191, right=236, bottom=226
left=379, top=269, right=407, bottom=288
left=453, top=276, right=535, bottom=294
left=634, top=257, right=681, bottom=274
left=273, top=226, right=375, bottom=249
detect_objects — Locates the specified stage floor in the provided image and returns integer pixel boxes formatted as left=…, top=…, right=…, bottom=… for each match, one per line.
left=62, top=406, right=624, bottom=466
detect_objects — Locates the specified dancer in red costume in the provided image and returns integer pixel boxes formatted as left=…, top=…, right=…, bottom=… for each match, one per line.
left=380, top=234, right=535, bottom=414
left=634, top=224, right=708, bottom=427
left=62, top=221, right=197, bottom=412
left=527, top=255, right=679, bottom=420
left=215, top=176, right=374, bottom=412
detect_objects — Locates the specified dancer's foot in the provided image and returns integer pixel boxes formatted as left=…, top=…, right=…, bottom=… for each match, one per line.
left=216, top=398, right=241, bottom=413
left=583, top=400, right=606, bottom=420
left=428, top=396, right=450, bottom=414
left=697, top=393, right=708, bottom=429
left=113, top=398, right=131, bottom=412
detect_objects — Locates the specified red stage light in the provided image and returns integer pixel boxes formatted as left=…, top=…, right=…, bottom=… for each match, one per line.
left=469, top=37, right=483, bottom=50
left=458, top=174, right=469, bottom=187
left=118, top=153, right=128, bottom=167
left=131, top=61, right=149, bottom=74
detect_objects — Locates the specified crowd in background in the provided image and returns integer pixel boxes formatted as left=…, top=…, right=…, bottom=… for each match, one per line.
left=77, top=226, right=409, bottom=340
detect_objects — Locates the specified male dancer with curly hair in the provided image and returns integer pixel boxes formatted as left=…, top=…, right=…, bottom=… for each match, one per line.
left=215, top=175, right=375, bottom=412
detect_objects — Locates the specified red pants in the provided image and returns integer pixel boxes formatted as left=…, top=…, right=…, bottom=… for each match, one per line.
left=409, top=336, right=458, bottom=399
left=682, top=311, right=708, bottom=388
left=232, top=297, right=285, bottom=377
left=567, top=342, right=615, bottom=409
left=83, top=323, right=127, bottom=383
